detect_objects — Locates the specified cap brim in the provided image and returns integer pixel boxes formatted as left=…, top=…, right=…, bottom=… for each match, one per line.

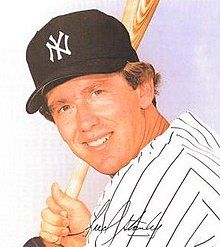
left=26, top=57, right=137, bottom=114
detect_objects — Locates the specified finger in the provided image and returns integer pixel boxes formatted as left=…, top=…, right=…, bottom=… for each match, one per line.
left=41, top=221, right=69, bottom=237
left=41, top=208, right=69, bottom=227
left=51, top=182, right=74, bottom=211
left=60, top=235, right=87, bottom=247
left=46, top=196, right=68, bottom=217
left=42, top=241, right=59, bottom=247
left=39, top=231, right=60, bottom=243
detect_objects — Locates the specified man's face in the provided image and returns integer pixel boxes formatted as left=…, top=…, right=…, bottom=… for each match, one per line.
left=46, top=73, right=149, bottom=175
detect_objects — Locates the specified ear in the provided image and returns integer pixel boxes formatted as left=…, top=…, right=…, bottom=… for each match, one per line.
left=137, top=77, right=155, bottom=109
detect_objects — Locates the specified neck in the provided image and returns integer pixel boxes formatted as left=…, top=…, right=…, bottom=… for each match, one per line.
left=140, top=104, right=169, bottom=149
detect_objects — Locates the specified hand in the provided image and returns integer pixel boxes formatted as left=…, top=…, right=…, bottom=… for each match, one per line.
left=40, top=182, right=91, bottom=247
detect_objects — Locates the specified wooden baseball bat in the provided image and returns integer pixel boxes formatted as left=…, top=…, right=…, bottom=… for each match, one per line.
left=65, top=160, right=89, bottom=198
left=65, top=0, right=160, bottom=199
left=122, top=0, right=160, bottom=50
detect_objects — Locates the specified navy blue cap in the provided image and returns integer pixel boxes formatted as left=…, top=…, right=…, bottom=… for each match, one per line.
left=26, top=9, right=139, bottom=114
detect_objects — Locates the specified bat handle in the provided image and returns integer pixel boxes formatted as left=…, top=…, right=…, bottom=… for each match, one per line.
left=65, top=160, right=89, bottom=199
left=23, top=161, right=89, bottom=247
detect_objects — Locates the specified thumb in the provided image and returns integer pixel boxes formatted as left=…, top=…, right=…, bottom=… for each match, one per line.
left=51, top=182, right=74, bottom=212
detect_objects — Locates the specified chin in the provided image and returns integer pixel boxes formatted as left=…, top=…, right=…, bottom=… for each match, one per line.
left=90, top=159, right=126, bottom=176
left=73, top=148, right=131, bottom=175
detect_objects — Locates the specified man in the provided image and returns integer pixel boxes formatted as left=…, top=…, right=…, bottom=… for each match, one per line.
left=24, top=9, right=220, bottom=247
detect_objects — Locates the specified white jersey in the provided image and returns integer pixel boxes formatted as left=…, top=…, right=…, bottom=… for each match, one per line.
left=86, top=111, right=220, bottom=247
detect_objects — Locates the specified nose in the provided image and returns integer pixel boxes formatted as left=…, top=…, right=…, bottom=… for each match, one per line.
left=75, top=101, right=99, bottom=132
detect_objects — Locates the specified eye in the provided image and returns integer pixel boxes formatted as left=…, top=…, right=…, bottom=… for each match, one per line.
left=92, top=89, right=104, bottom=97
left=58, top=105, right=71, bottom=113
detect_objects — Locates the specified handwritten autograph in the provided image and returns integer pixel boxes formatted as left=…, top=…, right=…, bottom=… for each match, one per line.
left=69, top=199, right=162, bottom=246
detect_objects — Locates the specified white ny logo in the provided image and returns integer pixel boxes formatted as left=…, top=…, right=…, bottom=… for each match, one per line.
left=46, top=31, right=72, bottom=62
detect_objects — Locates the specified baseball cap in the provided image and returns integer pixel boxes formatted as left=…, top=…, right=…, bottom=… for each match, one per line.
left=26, top=9, right=139, bottom=114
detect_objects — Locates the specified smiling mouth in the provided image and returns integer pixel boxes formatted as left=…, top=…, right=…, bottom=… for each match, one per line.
left=86, top=133, right=112, bottom=147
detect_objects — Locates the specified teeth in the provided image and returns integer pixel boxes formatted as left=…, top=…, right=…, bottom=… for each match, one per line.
left=87, top=134, right=110, bottom=147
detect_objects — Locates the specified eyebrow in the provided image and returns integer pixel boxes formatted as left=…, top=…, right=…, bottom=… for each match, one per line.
left=48, top=100, right=66, bottom=113
left=81, top=81, right=106, bottom=94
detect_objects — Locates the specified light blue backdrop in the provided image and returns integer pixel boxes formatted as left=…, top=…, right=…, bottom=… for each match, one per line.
left=0, top=1, right=219, bottom=246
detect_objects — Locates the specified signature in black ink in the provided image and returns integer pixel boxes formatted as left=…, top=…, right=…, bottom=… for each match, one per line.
left=85, top=199, right=162, bottom=246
